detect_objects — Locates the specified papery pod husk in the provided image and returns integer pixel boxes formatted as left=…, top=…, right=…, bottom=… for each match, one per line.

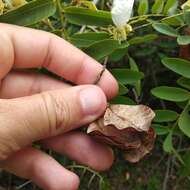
left=87, top=104, right=156, bottom=163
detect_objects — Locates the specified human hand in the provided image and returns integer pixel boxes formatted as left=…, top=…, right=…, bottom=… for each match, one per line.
left=0, top=24, right=118, bottom=190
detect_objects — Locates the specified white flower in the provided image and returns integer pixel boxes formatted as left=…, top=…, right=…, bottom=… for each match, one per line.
left=93, top=0, right=99, bottom=4
left=4, top=0, right=13, bottom=8
left=111, top=0, right=134, bottom=27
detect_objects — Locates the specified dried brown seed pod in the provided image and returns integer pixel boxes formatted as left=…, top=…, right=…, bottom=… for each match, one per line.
left=87, top=104, right=156, bottom=163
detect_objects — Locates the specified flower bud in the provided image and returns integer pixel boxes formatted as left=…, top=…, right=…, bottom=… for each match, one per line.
left=111, top=0, right=134, bottom=27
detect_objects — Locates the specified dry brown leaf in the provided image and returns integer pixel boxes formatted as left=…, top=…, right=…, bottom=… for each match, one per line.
left=87, top=104, right=156, bottom=163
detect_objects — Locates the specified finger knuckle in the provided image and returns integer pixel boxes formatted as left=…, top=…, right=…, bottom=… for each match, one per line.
left=40, top=92, right=72, bottom=133
left=0, top=99, right=20, bottom=160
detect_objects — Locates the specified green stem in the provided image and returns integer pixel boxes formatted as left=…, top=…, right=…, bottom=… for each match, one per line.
left=169, top=101, right=190, bottom=165
left=56, top=0, right=64, bottom=28
left=131, top=10, right=190, bottom=31
left=129, top=13, right=165, bottom=22
left=67, top=165, right=103, bottom=180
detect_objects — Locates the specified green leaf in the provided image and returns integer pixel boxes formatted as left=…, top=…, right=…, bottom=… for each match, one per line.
left=138, top=0, right=149, bottom=15
left=176, top=101, right=188, bottom=109
left=162, top=57, right=190, bottom=79
left=163, top=0, right=178, bottom=15
left=111, top=69, right=144, bottom=85
left=184, top=10, right=190, bottom=26
left=151, top=86, right=190, bottom=102
left=151, top=124, right=170, bottom=135
left=163, top=132, right=173, bottom=153
left=151, top=0, right=164, bottom=14
left=129, top=57, right=141, bottom=96
left=128, top=34, right=158, bottom=45
left=118, top=83, right=129, bottom=95
left=109, top=47, right=128, bottom=62
left=179, top=151, right=190, bottom=177
left=179, top=105, right=190, bottom=138
left=177, top=35, right=190, bottom=45
left=70, top=32, right=110, bottom=48
left=173, top=149, right=185, bottom=165
left=85, top=39, right=120, bottom=60
left=162, top=16, right=184, bottom=26
left=109, top=96, right=136, bottom=105
left=177, top=77, right=190, bottom=90
left=154, top=110, right=179, bottom=122
left=152, top=23, right=179, bottom=37
left=0, top=0, right=56, bottom=26
left=64, top=6, right=113, bottom=27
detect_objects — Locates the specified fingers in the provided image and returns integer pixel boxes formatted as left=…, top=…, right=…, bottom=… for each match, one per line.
left=0, top=23, right=118, bottom=99
left=0, top=29, right=13, bottom=80
left=42, top=131, right=114, bottom=171
left=1, top=133, right=114, bottom=189
left=1, top=147, right=80, bottom=190
left=0, top=71, right=70, bottom=98
left=0, top=85, right=107, bottom=160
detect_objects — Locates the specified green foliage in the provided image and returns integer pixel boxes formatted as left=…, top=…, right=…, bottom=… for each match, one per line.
left=177, top=35, right=190, bottom=45
left=152, top=23, right=179, bottom=37
left=152, top=124, right=170, bottom=135
left=64, top=6, right=113, bottom=26
left=138, top=0, right=149, bottom=16
left=152, top=0, right=164, bottom=14
left=179, top=105, right=190, bottom=138
left=118, top=83, right=129, bottom=95
left=154, top=110, right=178, bottom=122
left=163, top=132, right=173, bottom=153
left=128, top=34, right=158, bottom=45
left=177, top=77, right=190, bottom=90
left=162, top=58, right=190, bottom=78
left=163, top=0, right=178, bottom=15
left=85, top=39, right=121, bottom=60
left=179, top=151, right=190, bottom=177
left=0, top=0, right=56, bottom=25
left=111, top=69, right=144, bottom=85
left=70, top=32, right=110, bottom=47
left=110, top=96, right=136, bottom=105
left=151, top=86, right=190, bottom=102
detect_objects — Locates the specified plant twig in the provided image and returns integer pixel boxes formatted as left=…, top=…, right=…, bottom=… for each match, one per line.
left=79, top=25, right=86, bottom=33
left=88, top=173, right=96, bottom=188
left=94, top=56, right=108, bottom=85
left=16, top=180, right=32, bottom=190
left=67, top=165, right=103, bottom=179
left=163, top=156, right=172, bottom=190
left=87, top=26, right=99, bottom=32
left=149, top=154, right=166, bottom=177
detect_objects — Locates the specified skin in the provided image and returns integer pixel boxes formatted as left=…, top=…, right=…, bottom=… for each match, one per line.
left=0, top=23, right=118, bottom=190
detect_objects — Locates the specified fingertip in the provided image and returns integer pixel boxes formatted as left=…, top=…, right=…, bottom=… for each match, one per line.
left=100, top=147, right=114, bottom=171
left=89, top=145, right=114, bottom=172
left=79, top=85, right=107, bottom=114
left=45, top=172, right=80, bottom=190
left=67, top=173, right=80, bottom=190
left=98, top=70, right=119, bottom=100
left=30, top=153, right=80, bottom=190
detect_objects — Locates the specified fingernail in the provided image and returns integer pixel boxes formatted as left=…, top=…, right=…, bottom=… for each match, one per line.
left=80, top=87, right=106, bottom=116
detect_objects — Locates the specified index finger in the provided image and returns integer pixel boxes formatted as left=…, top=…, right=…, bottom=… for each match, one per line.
left=0, top=23, right=118, bottom=99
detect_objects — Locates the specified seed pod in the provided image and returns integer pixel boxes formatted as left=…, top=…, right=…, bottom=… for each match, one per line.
left=87, top=104, right=156, bottom=163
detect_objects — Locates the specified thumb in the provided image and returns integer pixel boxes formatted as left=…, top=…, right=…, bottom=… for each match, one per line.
left=0, top=85, right=107, bottom=160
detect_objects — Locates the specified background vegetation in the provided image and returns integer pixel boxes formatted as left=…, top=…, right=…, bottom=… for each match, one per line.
left=0, top=0, right=190, bottom=189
